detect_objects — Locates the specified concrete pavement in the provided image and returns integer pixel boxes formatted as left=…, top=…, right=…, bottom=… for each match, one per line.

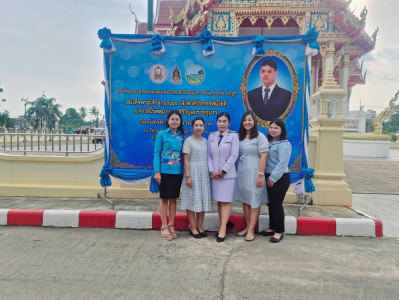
left=0, top=227, right=398, bottom=300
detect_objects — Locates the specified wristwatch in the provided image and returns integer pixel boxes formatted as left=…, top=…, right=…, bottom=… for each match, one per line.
left=222, top=170, right=227, bottom=174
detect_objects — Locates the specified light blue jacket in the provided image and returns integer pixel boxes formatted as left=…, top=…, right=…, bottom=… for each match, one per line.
left=265, top=140, right=292, bottom=183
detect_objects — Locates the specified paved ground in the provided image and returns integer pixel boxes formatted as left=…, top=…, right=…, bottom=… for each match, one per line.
left=344, top=160, right=399, bottom=194
left=352, top=194, right=399, bottom=238
left=1, top=227, right=398, bottom=300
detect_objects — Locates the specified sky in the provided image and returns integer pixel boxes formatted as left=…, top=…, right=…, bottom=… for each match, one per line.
left=0, top=0, right=398, bottom=118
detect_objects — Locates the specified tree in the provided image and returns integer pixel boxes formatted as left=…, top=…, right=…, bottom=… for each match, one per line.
left=89, top=106, right=100, bottom=127
left=0, top=110, right=16, bottom=129
left=79, top=106, right=87, bottom=120
left=383, top=114, right=399, bottom=134
left=26, top=96, right=48, bottom=130
left=60, top=107, right=87, bottom=133
left=46, top=99, right=62, bottom=131
left=25, top=93, right=62, bottom=130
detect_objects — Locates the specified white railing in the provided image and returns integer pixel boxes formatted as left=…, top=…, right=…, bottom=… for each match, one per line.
left=0, top=131, right=105, bottom=155
left=344, top=118, right=359, bottom=132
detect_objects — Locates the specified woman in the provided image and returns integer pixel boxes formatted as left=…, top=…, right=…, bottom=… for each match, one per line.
left=207, top=112, right=239, bottom=242
left=181, top=117, right=212, bottom=239
left=260, top=118, right=292, bottom=243
left=233, top=111, right=268, bottom=241
left=153, top=110, right=184, bottom=241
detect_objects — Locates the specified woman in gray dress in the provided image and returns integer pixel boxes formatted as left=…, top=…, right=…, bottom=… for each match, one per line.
left=181, top=117, right=212, bottom=238
left=233, top=111, right=269, bottom=241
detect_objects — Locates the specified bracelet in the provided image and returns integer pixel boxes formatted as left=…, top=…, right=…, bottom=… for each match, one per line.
left=185, top=175, right=191, bottom=178
left=258, top=172, right=264, bottom=176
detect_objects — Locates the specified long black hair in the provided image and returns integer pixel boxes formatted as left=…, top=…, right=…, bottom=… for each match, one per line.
left=238, top=111, right=259, bottom=141
left=165, top=110, right=184, bottom=135
left=267, top=118, right=288, bottom=142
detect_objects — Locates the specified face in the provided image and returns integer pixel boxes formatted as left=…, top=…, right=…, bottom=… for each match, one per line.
left=193, top=120, right=204, bottom=135
left=168, top=114, right=181, bottom=130
left=243, top=114, right=255, bottom=131
left=217, top=116, right=230, bottom=133
left=259, top=65, right=278, bottom=87
left=268, top=123, right=282, bottom=139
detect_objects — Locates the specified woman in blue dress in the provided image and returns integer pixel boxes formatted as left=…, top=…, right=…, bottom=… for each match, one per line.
left=259, top=118, right=292, bottom=243
left=233, top=111, right=269, bottom=241
left=153, top=110, right=184, bottom=241
left=181, top=117, right=212, bottom=238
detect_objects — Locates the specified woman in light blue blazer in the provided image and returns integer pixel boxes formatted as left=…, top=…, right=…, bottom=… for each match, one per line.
left=259, top=118, right=291, bottom=243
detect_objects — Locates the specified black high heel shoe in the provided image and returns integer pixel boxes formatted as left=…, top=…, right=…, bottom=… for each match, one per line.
left=216, top=235, right=226, bottom=242
left=190, top=230, right=202, bottom=239
left=199, top=231, right=207, bottom=237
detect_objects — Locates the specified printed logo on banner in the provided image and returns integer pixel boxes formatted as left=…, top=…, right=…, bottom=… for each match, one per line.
left=185, top=65, right=205, bottom=85
left=149, top=64, right=167, bottom=83
left=170, top=65, right=182, bottom=84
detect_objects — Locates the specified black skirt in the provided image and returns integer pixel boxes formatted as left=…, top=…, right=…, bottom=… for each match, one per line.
left=159, top=173, right=183, bottom=199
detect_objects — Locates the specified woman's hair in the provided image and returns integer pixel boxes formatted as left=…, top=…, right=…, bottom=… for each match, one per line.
left=165, top=110, right=184, bottom=135
left=191, top=116, right=205, bottom=127
left=267, top=118, right=288, bottom=142
left=238, top=111, right=259, bottom=141
left=216, top=112, right=231, bottom=122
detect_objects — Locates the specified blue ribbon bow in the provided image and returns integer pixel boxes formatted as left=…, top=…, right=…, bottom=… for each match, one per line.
left=199, top=29, right=214, bottom=52
left=302, top=27, right=320, bottom=50
left=98, top=27, right=113, bottom=50
left=301, top=168, right=315, bottom=193
left=100, top=164, right=113, bottom=187
left=254, top=36, right=266, bottom=55
left=150, top=34, right=165, bottom=52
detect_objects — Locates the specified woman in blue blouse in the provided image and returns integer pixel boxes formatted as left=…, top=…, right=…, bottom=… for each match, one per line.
left=260, top=118, right=291, bottom=243
left=153, top=110, right=184, bottom=241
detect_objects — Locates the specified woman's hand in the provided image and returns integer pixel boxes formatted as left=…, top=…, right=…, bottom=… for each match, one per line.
left=154, top=172, right=161, bottom=184
left=186, top=176, right=192, bottom=188
left=217, top=171, right=225, bottom=178
left=210, top=171, right=219, bottom=179
left=256, top=174, right=264, bottom=188
left=266, top=178, right=275, bottom=187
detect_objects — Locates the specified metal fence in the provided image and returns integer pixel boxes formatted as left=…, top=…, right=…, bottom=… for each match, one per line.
left=0, top=130, right=105, bottom=155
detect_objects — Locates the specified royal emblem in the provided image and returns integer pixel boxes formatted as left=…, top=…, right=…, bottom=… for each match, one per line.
left=170, top=65, right=182, bottom=84
left=149, top=64, right=167, bottom=84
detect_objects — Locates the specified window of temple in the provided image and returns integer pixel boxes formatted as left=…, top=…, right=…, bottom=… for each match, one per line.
left=238, top=17, right=300, bottom=36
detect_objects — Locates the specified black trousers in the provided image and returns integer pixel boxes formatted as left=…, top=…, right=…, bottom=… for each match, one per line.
left=266, top=172, right=290, bottom=233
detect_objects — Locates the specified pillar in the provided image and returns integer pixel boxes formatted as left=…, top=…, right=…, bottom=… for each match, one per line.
left=310, top=66, right=352, bottom=206
left=341, top=54, right=350, bottom=117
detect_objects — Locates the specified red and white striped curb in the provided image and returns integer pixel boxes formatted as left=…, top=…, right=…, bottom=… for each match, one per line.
left=0, top=209, right=383, bottom=237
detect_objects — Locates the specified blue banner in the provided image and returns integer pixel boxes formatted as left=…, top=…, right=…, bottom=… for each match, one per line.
left=98, top=29, right=319, bottom=189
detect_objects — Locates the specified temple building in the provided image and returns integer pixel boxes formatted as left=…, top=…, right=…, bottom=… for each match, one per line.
left=135, top=0, right=377, bottom=126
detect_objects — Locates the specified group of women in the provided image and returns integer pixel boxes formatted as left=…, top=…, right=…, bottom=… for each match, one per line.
left=153, top=110, right=291, bottom=243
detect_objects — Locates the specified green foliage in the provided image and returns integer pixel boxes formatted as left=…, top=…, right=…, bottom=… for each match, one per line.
left=343, top=133, right=391, bottom=141
left=88, top=106, right=100, bottom=127
left=383, top=113, right=399, bottom=133
left=60, top=108, right=90, bottom=133
left=26, top=94, right=62, bottom=130
left=365, top=119, right=374, bottom=132
left=0, top=110, right=16, bottom=128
